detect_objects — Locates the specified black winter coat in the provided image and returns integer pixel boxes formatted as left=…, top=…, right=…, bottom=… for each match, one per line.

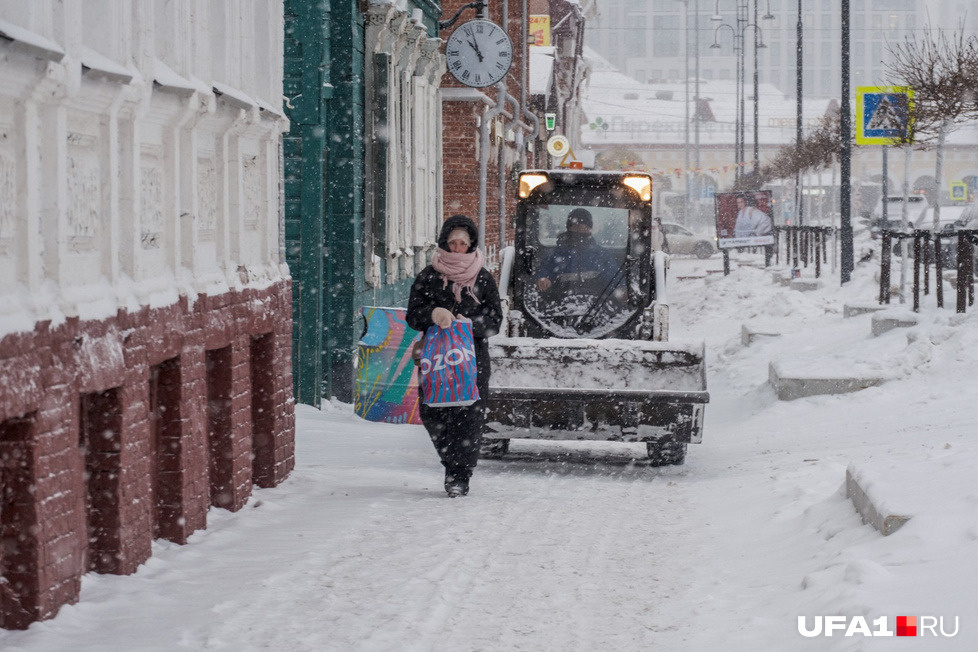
left=406, top=265, right=503, bottom=400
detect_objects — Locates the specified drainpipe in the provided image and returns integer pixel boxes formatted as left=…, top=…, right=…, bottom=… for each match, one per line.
left=478, top=83, right=507, bottom=253
left=480, top=0, right=536, bottom=251
left=498, top=122, right=508, bottom=249
left=497, top=0, right=512, bottom=249
left=501, top=91, right=525, bottom=248
left=561, top=10, right=585, bottom=150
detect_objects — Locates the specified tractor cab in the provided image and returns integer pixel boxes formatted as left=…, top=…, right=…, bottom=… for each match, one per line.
left=515, top=171, right=655, bottom=339
left=486, top=169, right=708, bottom=465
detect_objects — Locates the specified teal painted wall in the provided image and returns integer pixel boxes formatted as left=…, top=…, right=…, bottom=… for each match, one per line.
left=325, top=0, right=365, bottom=402
left=285, top=0, right=441, bottom=403
left=283, top=0, right=330, bottom=408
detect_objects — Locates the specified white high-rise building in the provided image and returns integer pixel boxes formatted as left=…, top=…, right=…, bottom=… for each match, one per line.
left=585, top=0, right=975, bottom=98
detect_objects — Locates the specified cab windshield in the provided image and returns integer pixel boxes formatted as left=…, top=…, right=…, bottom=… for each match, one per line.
left=521, top=185, right=649, bottom=338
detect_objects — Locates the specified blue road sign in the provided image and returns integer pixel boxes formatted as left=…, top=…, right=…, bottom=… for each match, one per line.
left=856, top=86, right=913, bottom=146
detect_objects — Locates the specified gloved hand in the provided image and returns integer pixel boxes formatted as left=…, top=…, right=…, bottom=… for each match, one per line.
left=431, top=307, right=454, bottom=328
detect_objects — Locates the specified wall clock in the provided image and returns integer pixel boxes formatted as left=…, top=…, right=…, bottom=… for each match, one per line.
left=445, top=19, right=513, bottom=88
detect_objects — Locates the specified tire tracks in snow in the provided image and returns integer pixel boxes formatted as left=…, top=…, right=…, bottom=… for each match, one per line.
left=201, top=461, right=699, bottom=652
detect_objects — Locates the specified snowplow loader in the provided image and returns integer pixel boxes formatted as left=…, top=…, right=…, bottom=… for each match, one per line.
left=485, top=170, right=709, bottom=465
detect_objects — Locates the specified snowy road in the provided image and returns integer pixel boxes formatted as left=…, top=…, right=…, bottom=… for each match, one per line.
left=242, top=445, right=690, bottom=651
left=3, top=252, right=977, bottom=651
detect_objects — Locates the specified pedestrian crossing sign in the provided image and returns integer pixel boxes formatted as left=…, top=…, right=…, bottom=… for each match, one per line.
left=856, top=86, right=914, bottom=145
left=949, top=181, right=967, bottom=201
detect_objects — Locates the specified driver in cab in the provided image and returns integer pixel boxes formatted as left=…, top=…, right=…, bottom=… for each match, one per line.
left=535, top=208, right=619, bottom=293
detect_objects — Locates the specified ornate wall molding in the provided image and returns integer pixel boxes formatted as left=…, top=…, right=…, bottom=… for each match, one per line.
left=364, top=4, right=443, bottom=286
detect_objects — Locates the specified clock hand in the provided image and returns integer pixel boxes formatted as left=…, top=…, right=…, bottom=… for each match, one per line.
left=467, top=36, right=484, bottom=62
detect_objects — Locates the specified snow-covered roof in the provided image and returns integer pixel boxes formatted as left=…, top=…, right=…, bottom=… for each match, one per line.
left=529, top=46, right=555, bottom=97
left=581, top=64, right=836, bottom=148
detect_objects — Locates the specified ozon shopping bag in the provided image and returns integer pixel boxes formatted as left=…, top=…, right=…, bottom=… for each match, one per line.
left=418, top=319, right=480, bottom=407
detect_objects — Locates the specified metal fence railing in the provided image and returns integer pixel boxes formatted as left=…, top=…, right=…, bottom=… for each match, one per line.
left=773, top=226, right=834, bottom=278
left=879, top=229, right=977, bottom=313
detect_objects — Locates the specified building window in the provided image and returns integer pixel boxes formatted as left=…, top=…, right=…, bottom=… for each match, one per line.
left=653, top=15, right=678, bottom=58
left=627, top=27, right=648, bottom=57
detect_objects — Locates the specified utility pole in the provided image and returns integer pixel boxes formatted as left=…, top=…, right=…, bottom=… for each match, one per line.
left=840, top=0, right=853, bottom=283
left=752, top=0, right=760, bottom=179
left=694, top=0, right=701, bottom=225
left=795, top=0, right=803, bottom=226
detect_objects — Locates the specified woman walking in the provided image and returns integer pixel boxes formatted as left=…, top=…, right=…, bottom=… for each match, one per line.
left=407, top=215, right=503, bottom=497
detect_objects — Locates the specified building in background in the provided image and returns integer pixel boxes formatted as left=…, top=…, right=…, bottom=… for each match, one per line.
left=585, top=0, right=972, bottom=96
left=0, top=1, right=293, bottom=628
left=579, top=55, right=978, bottom=230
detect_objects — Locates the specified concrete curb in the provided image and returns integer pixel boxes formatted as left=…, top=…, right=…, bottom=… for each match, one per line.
left=846, top=465, right=912, bottom=536
left=789, top=278, right=822, bottom=292
left=871, top=311, right=919, bottom=337
left=843, top=302, right=887, bottom=318
left=768, top=362, right=886, bottom=401
left=741, top=323, right=781, bottom=346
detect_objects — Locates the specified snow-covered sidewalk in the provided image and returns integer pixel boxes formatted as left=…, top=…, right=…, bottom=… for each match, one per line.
left=2, top=254, right=976, bottom=651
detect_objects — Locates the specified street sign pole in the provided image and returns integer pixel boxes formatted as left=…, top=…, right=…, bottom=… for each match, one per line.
left=882, top=145, right=888, bottom=225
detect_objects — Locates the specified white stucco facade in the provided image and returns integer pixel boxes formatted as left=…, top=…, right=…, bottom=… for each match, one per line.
left=364, top=3, right=445, bottom=286
left=0, top=1, right=289, bottom=336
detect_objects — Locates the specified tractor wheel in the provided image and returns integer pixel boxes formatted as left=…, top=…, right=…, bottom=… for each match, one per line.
left=694, top=242, right=715, bottom=259
left=480, top=438, right=510, bottom=458
left=647, top=439, right=686, bottom=466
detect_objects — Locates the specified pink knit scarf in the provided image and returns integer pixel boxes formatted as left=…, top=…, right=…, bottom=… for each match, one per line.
left=431, top=248, right=484, bottom=305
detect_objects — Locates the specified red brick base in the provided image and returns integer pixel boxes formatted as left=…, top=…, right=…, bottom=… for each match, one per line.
left=0, top=280, right=295, bottom=629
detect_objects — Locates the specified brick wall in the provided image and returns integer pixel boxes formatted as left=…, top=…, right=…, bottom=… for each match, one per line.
left=440, top=0, right=527, bottom=251
left=0, top=281, right=294, bottom=629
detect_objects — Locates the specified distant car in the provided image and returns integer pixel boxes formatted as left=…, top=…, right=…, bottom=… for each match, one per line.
left=660, top=221, right=716, bottom=258
left=870, top=194, right=928, bottom=223
left=915, top=205, right=971, bottom=233
left=890, top=205, right=975, bottom=266
left=869, top=194, right=928, bottom=238
left=952, top=202, right=978, bottom=230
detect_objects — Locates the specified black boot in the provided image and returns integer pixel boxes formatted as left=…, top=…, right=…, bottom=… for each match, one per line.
left=444, top=467, right=471, bottom=498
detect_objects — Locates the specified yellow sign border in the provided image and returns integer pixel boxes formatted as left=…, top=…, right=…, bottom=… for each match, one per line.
left=949, top=180, right=968, bottom=200
left=855, top=86, right=914, bottom=146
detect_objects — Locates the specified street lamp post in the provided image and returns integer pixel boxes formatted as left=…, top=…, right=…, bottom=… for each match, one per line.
left=710, top=21, right=743, bottom=182
left=752, top=0, right=774, bottom=178
left=711, top=0, right=767, bottom=186
left=681, top=0, right=691, bottom=225
left=676, top=0, right=704, bottom=227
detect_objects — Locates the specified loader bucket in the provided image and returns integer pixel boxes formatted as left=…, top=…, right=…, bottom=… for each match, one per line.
left=485, top=337, right=708, bottom=443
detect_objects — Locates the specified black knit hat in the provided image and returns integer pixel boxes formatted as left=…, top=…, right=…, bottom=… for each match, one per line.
left=567, top=208, right=593, bottom=229
left=437, top=214, right=479, bottom=252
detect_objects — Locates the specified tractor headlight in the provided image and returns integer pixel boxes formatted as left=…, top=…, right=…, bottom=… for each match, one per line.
left=519, top=173, right=549, bottom=198
left=622, top=175, right=652, bottom=202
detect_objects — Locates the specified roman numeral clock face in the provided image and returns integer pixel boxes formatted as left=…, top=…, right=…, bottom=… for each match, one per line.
left=446, top=19, right=513, bottom=88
